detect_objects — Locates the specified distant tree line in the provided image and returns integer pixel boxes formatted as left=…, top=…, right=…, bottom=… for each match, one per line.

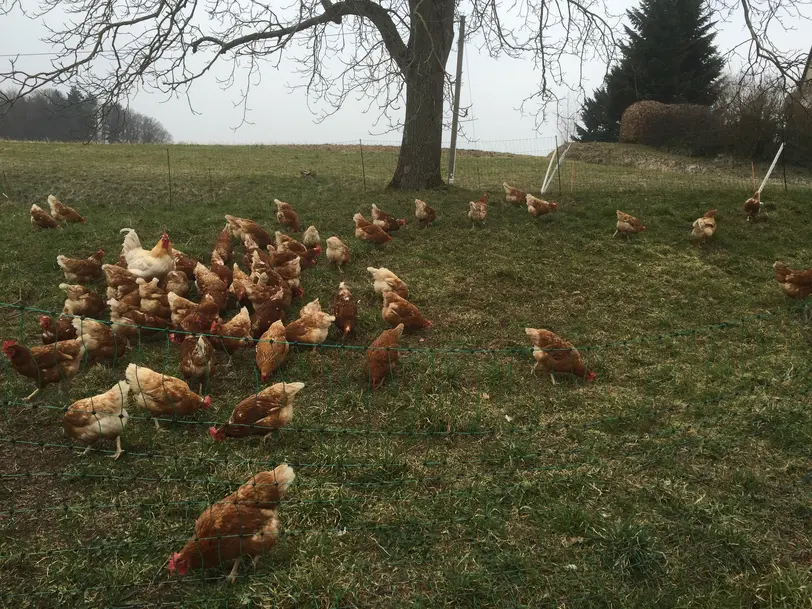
left=0, top=87, right=172, bottom=144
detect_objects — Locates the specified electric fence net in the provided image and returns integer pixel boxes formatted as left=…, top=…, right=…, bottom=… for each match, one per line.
left=1, top=300, right=810, bottom=608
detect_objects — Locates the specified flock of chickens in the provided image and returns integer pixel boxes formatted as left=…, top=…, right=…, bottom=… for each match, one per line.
left=503, top=183, right=811, bottom=304
left=6, top=182, right=811, bottom=583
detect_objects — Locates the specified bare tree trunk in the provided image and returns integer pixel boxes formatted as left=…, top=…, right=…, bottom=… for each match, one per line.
left=389, top=71, right=446, bottom=189
left=388, top=0, right=454, bottom=190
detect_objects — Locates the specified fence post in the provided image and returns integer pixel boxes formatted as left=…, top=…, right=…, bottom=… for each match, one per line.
left=166, top=148, right=172, bottom=207
left=359, top=139, right=367, bottom=195
left=570, top=162, right=575, bottom=194
left=555, top=136, right=562, bottom=196
left=447, top=15, right=466, bottom=185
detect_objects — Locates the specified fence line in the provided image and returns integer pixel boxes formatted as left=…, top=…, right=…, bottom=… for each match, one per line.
left=0, top=300, right=798, bottom=353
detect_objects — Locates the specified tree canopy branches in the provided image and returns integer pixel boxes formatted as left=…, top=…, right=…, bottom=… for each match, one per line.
left=0, top=0, right=808, bottom=187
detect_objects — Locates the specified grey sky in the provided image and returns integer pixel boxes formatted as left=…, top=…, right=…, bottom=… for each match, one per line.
left=1, top=1, right=809, bottom=150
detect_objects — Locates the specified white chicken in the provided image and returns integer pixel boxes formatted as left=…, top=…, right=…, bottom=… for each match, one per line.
left=119, top=228, right=175, bottom=280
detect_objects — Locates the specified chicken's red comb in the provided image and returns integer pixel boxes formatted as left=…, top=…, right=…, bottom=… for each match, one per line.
left=203, top=396, right=212, bottom=408
left=208, top=426, right=222, bottom=441
left=586, top=371, right=597, bottom=382
left=2, top=339, right=17, bottom=352
left=168, top=552, right=180, bottom=572
left=39, top=315, right=51, bottom=327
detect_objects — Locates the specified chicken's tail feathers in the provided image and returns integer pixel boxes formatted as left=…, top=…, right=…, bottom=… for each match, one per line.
left=119, top=228, right=141, bottom=254
left=124, top=362, right=139, bottom=385
left=270, top=463, right=296, bottom=500
left=282, top=381, right=306, bottom=395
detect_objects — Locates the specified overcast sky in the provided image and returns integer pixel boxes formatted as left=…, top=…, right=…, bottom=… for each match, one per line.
left=1, top=1, right=809, bottom=151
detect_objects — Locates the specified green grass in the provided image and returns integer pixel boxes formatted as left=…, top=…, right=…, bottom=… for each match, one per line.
left=1, top=140, right=812, bottom=608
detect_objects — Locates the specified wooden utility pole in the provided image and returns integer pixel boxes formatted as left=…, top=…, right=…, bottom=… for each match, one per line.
left=447, top=15, right=466, bottom=185
left=800, top=44, right=812, bottom=97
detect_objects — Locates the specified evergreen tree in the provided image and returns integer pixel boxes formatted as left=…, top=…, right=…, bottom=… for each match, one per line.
left=576, top=0, right=724, bottom=141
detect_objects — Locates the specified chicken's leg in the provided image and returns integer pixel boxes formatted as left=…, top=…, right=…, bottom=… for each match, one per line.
left=110, top=436, right=124, bottom=460
left=226, top=557, right=241, bottom=584
left=549, top=373, right=557, bottom=386
left=251, top=555, right=262, bottom=569
left=81, top=445, right=93, bottom=456
left=153, top=418, right=162, bottom=431
left=531, top=362, right=539, bottom=375
left=612, top=230, right=618, bottom=238
left=23, top=387, right=40, bottom=402
left=261, top=431, right=274, bottom=444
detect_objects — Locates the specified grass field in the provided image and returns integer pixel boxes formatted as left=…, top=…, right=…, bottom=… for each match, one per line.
left=1, top=140, right=812, bottom=608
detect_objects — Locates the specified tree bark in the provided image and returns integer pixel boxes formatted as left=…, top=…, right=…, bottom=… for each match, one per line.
left=388, top=0, right=454, bottom=190
left=389, top=69, right=447, bottom=189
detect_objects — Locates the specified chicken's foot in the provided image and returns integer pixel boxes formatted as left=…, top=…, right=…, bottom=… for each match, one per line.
left=109, top=436, right=124, bottom=460
left=226, top=557, right=241, bottom=584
